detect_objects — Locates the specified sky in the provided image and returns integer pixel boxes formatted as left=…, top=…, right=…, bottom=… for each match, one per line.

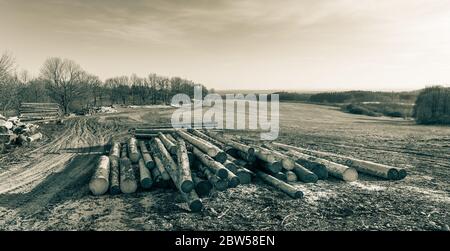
left=1, top=0, right=450, bottom=91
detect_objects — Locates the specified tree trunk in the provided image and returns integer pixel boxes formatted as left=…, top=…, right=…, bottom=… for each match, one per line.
left=345, top=158, right=399, bottom=180
left=158, top=132, right=177, bottom=155
left=283, top=170, right=297, bottom=182
left=192, top=146, right=228, bottom=179
left=138, top=158, right=153, bottom=189
left=177, top=130, right=227, bottom=163
left=175, top=137, right=194, bottom=193
left=139, top=140, right=155, bottom=169
left=89, top=155, right=110, bottom=196
left=120, top=144, right=138, bottom=193
left=204, top=131, right=255, bottom=155
left=256, top=170, right=303, bottom=199
left=127, top=137, right=140, bottom=163
left=192, top=172, right=212, bottom=197
left=293, top=163, right=318, bottom=183
left=109, top=142, right=121, bottom=162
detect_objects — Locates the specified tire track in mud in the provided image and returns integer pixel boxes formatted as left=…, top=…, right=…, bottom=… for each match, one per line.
left=0, top=116, right=124, bottom=228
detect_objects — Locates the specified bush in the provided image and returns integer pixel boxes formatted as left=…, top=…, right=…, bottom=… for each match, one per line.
left=343, top=103, right=413, bottom=118
left=344, top=104, right=379, bottom=116
left=413, top=86, right=450, bottom=125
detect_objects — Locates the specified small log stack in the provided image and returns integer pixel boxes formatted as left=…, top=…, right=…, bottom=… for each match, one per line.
left=19, top=103, right=62, bottom=123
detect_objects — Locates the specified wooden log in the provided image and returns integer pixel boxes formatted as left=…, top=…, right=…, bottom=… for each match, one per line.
left=396, top=168, right=407, bottom=180
left=0, top=143, right=4, bottom=153
left=225, top=168, right=240, bottom=188
left=192, top=173, right=212, bottom=197
left=17, top=134, right=29, bottom=146
left=109, top=142, right=121, bottom=162
left=261, top=145, right=295, bottom=170
left=139, top=140, right=155, bottom=169
left=223, top=160, right=238, bottom=173
left=256, top=170, right=303, bottom=199
left=234, top=168, right=253, bottom=184
left=135, top=133, right=158, bottom=139
left=135, top=128, right=181, bottom=134
left=89, top=155, right=110, bottom=196
left=273, top=172, right=287, bottom=181
left=256, top=159, right=283, bottom=175
left=154, top=137, right=193, bottom=193
left=159, top=132, right=177, bottom=155
left=109, top=144, right=121, bottom=195
left=149, top=143, right=171, bottom=181
left=345, top=158, right=399, bottom=180
left=166, top=133, right=177, bottom=143
left=191, top=129, right=225, bottom=148
left=192, top=146, right=229, bottom=179
left=292, top=163, right=318, bottom=183
left=195, top=161, right=228, bottom=191
left=283, top=170, right=297, bottom=182
left=26, top=132, right=43, bottom=143
left=204, top=130, right=255, bottom=155
left=138, top=158, right=153, bottom=189
left=127, top=137, right=140, bottom=163
left=119, top=144, right=138, bottom=194
left=177, top=130, right=227, bottom=163
left=175, top=137, right=195, bottom=193
left=254, top=147, right=277, bottom=163
left=180, top=190, right=203, bottom=212
left=275, top=147, right=328, bottom=179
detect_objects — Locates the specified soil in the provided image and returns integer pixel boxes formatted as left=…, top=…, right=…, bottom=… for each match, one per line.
left=0, top=103, right=448, bottom=231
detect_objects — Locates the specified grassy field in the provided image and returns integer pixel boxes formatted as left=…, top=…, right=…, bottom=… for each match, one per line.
left=0, top=103, right=448, bottom=230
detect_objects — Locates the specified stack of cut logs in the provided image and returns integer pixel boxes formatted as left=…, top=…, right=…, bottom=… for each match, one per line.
left=19, top=103, right=62, bottom=123
left=0, top=115, right=43, bottom=153
left=89, top=128, right=408, bottom=212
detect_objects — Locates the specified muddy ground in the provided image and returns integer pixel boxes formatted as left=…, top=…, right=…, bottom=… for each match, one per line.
left=0, top=103, right=448, bottom=231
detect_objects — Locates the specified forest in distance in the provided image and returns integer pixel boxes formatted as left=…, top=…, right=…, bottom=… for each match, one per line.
left=1, top=52, right=449, bottom=125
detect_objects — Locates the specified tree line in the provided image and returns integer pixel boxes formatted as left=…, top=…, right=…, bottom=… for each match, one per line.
left=0, top=52, right=208, bottom=115
left=414, top=86, right=450, bottom=124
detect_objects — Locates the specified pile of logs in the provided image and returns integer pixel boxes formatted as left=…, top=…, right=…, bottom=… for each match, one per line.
left=89, top=128, right=408, bottom=212
left=19, top=103, right=62, bottom=123
left=0, top=115, right=42, bottom=153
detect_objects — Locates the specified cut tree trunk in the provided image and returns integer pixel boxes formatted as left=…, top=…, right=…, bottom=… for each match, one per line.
left=138, top=158, right=153, bottom=189
left=180, top=190, right=203, bottom=212
left=148, top=143, right=172, bottom=181
left=283, top=170, right=297, bottom=182
left=120, top=144, right=138, bottom=194
left=225, top=168, right=240, bottom=188
left=89, top=155, right=110, bottom=196
left=345, top=158, right=399, bottom=180
left=293, top=163, right=318, bottom=183
left=127, top=137, right=140, bottom=163
left=175, top=137, right=195, bottom=193
left=261, top=145, right=295, bottom=170
left=192, top=172, right=212, bottom=197
left=191, top=129, right=226, bottom=148
left=197, top=162, right=228, bottom=191
left=109, top=144, right=121, bottom=195
left=177, top=130, right=227, bottom=163
left=159, top=132, right=177, bottom=155
left=192, top=146, right=229, bottom=179
left=139, top=140, right=155, bottom=169
left=256, top=170, right=303, bottom=199
left=256, top=159, right=283, bottom=175
left=26, top=132, right=42, bottom=143
left=273, top=172, right=287, bottom=181
left=204, top=130, right=255, bottom=155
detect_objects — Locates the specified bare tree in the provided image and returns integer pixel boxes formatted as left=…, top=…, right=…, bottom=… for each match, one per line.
left=40, top=57, right=85, bottom=114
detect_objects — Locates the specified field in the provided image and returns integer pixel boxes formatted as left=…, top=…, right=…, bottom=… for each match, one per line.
left=0, top=103, right=449, bottom=231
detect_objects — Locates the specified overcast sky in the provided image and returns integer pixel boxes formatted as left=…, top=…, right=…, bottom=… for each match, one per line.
left=1, top=0, right=450, bottom=91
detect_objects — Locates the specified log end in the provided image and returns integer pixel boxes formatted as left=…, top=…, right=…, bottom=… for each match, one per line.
left=89, top=178, right=109, bottom=196
left=397, top=169, right=407, bottom=180
left=180, top=180, right=195, bottom=193
left=228, top=176, right=240, bottom=188
left=343, top=168, right=358, bottom=182
left=387, top=169, right=400, bottom=180
left=120, top=180, right=138, bottom=194
left=146, top=161, right=155, bottom=170
left=129, top=153, right=140, bottom=163
left=214, top=152, right=228, bottom=164
left=141, top=177, right=153, bottom=189
left=216, top=168, right=229, bottom=179
left=301, top=173, right=318, bottom=183
left=195, top=181, right=213, bottom=197
left=215, top=180, right=229, bottom=191
left=188, top=199, right=203, bottom=212
left=292, top=190, right=304, bottom=199
left=236, top=171, right=252, bottom=184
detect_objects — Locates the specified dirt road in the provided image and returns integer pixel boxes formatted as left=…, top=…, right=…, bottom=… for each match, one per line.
left=0, top=104, right=448, bottom=230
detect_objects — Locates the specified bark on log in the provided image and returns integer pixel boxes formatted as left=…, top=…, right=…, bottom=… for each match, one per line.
left=149, top=144, right=172, bottom=181
left=135, top=133, right=158, bottom=139
left=273, top=172, right=287, bottom=181
left=127, top=137, right=140, bottom=163
left=293, top=163, right=318, bottom=183
left=396, top=168, right=407, bottom=180
left=154, top=137, right=193, bottom=193
left=197, top=162, right=228, bottom=191
left=234, top=168, right=253, bottom=184
left=89, top=155, right=110, bottom=196
left=223, top=160, right=238, bottom=173
left=138, top=158, right=153, bottom=189
left=256, top=159, right=283, bottom=175
left=261, top=146, right=295, bottom=170
left=225, top=168, right=240, bottom=188
left=256, top=170, right=303, bottom=199
left=283, top=170, right=297, bottom=182
left=192, top=146, right=229, bottom=179
left=192, top=172, right=212, bottom=197
left=175, top=137, right=195, bottom=193
left=159, top=132, right=177, bottom=155
left=177, top=130, right=227, bottom=163
left=109, top=145, right=121, bottom=195
left=345, top=158, right=399, bottom=180
left=17, top=134, right=29, bottom=146
left=254, top=147, right=277, bottom=163
left=26, top=132, right=42, bottom=143
left=275, top=147, right=329, bottom=179
left=166, top=134, right=177, bottom=143
left=139, top=140, right=155, bottom=169
left=120, top=144, right=138, bottom=193
left=191, top=129, right=225, bottom=148
left=204, top=130, right=255, bottom=155
left=134, top=128, right=181, bottom=134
